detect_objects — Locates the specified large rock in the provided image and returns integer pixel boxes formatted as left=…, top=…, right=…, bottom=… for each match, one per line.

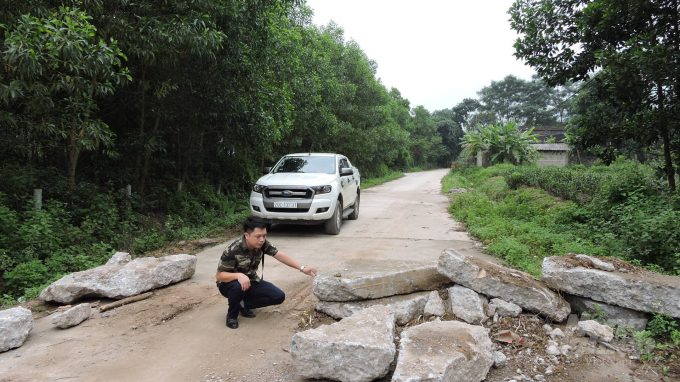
left=392, top=321, right=494, bottom=382
left=316, top=291, right=428, bottom=325
left=51, top=303, right=91, bottom=329
left=291, top=306, right=396, bottom=382
left=448, top=285, right=487, bottom=324
left=542, top=255, right=680, bottom=318
left=438, top=250, right=570, bottom=321
left=565, top=294, right=648, bottom=331
left=313, top=259, right=450, bottom=302
left=40, top=253, right=197, bottom=304
left=0, top=307, right=34, bottom=352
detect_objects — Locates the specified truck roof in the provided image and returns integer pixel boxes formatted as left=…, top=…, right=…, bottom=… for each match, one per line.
left=285, top=153, right=340, bottom=157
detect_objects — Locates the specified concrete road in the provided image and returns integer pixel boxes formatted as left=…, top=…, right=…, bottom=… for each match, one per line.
left=0, top=168, right=490, bottom=382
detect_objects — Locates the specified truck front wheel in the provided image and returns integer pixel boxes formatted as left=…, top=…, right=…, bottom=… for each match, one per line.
left=324, top=201, right=342, bottom=235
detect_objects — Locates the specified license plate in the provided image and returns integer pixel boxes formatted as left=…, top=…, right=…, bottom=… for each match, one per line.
left=274, top=201, right=297, bottom=208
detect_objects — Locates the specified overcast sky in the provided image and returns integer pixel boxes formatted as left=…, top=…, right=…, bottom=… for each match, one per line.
left=306, top=0, right=536, bottom=112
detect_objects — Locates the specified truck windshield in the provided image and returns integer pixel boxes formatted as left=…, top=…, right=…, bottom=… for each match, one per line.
left=272, top=156, right=335, bottom=174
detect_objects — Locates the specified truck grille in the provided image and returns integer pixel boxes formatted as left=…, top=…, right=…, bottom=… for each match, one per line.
left=264, top=186, right=313, bottom=199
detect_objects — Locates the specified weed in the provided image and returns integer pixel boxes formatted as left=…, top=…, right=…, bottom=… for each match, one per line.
left=633, top=330, right=657, bottom=361
left=648, top=314, right=679, bottom=338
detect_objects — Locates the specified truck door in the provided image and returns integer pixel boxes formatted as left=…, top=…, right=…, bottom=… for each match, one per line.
left=339, top=157, right=356, bottom=207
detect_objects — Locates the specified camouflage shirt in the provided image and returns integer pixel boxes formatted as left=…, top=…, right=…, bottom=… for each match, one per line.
left=216, top=235, right=278, bottom=283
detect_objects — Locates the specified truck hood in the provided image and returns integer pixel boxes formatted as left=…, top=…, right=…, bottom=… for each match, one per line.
left=257, top=172, right=336, bottom=186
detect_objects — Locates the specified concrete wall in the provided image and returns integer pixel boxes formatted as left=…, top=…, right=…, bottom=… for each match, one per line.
left=536, top=150, right=569, bottom=167
left=476, top=152, right=490, bottom=167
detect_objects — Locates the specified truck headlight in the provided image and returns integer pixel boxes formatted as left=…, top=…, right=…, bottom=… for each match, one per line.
left=253, top=184, right=265, bottom=193
left=311, top=185, right=332, bottom=194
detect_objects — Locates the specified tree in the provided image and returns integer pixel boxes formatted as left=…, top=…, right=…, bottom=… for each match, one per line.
left=431, top=108, right=465, bottom=165
left=510, top=0, right=680, bottom=191
left=476, top=75, right=571, bottom=126
left=0, top=8, right=130, bottom=188
left=407, top=106, right=444, bottom=167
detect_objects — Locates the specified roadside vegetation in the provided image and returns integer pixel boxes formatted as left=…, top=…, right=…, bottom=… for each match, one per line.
left=361, top=171, right=405, bottom=189
left=442, top=161, right=680, bottom=371
left=442, top=161, right=680, bottom=277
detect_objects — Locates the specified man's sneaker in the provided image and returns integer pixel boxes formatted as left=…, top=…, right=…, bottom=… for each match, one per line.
left=240, top=306, right=256, bottom=318
left=226, top=316, right=238, bottom=329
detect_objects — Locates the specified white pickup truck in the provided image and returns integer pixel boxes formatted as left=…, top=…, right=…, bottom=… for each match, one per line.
left=249, top=153, right=360, bottom=234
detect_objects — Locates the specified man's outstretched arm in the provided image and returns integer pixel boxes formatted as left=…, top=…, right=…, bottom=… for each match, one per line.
left=273, top=252, right=317, bottom=277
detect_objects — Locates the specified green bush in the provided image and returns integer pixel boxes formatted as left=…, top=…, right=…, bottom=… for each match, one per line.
left=444, top=160, right=680, bottom=275
left=0, top=174, right=251, bottom=302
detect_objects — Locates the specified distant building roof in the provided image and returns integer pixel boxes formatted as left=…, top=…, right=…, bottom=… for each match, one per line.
left=522, top=125, right=566, bottom=132
left=529, top=143, right=569, bottom=151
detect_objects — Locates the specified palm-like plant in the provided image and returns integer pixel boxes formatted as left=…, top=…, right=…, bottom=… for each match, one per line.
left=461, top=121, right=539, bottom=165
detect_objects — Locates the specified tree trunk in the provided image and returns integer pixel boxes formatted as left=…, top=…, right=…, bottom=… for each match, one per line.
left=68, top=120, right=80, bottom=190
left=139, top=115, right=160, bottom=195
left=658, top=83, right=676, bottom=192
left=134, top=68, right=146, bottom=191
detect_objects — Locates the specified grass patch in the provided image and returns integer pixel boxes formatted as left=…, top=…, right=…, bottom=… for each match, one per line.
left=363, top=171, right=405, bottom=189
left=442, top=161, right=680, bottom=277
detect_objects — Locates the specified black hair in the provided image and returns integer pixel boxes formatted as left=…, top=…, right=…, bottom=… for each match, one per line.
left=243, top=216, right=266, bottom=233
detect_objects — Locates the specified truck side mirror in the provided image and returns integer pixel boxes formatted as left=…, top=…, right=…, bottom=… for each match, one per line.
left=263, top=167, right=272, bottom=174
left=340, top=167, right=353, bottom=176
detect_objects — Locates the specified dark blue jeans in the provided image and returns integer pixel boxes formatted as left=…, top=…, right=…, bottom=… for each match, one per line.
left=218, top=279, right=285, bottom=319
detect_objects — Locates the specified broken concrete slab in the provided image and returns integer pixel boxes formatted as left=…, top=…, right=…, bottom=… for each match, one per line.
left=291, top=306, right=396, bottom=382
left=542, top=255, right=680, bottom=318
left=449, top=285, right=487, bottom=324
left=489, top=298, right=522, bottom=317
left=424, top=290, right=446, bottom=318
left=578, top=320, right=614, bottom=342
left=565, top=294, right=648, bottom=331
left=313, top=259, right=450, bottom=302
left=315, top=291, right=429, bottom=325
left=40, top=253, right=197, bottom=304
left=392, top=320, right=494, bottom=382
left=438, top=250, right=570, bottom=321
left=0, top=307, right=34, bottom=352
left=51, top=303, right=91, bottom=329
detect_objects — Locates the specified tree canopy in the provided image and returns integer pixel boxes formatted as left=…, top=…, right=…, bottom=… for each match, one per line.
left=510, top=0, right=680, bottom=191
left=0, top=0, right=452, bottom=198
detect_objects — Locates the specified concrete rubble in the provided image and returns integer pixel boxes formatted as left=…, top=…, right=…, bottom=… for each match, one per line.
left=565, top=294, right=648, bottom=331
left=0, top=307, right=34, bottom=352
left=291, top=306, right=396, bottom=382
left=315, top=291, right=429, bottom=325
left=578, top=320, right=614, bottom=342
left=312, top=259, right=449, bottom=302
left=489, top=298, right=522, bottom=317
left=438, top=249, right=571, bottom=321
left=448, top=285, right=487, bottom=324
left=298, top=252, right=666, bottom=382
left=424, top=290, right=446, bottom=318
left=542, top=255, right=680, bottom=318
left=40, top=253, right=197, bottom=304
left=51, top=303, right=91, bottom=329
left=392, top=321, right=494, bottom=382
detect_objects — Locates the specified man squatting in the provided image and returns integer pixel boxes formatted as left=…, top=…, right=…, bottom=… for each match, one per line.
left=216, top=216, right=317, bottom=329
